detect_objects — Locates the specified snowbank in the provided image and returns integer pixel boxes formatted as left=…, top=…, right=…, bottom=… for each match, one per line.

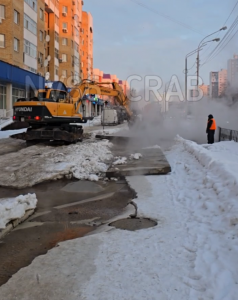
left=0, top=194, right=37, bottom=229
left=0, top=140, right=113, bottom=188
left=0, top=129, right=26, bottom=139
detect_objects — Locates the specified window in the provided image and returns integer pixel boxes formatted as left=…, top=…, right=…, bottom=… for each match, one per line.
left=12, top=88, right=25, bottom=105
left=55, top=32, right=59, bottom=43
left=0, top=85, right=6, bottom=109
left=62, top=22, right=67, bottom=29
left=24, top=0, right=37, bottom=12
left=24, top=14, right=37, bottom=35
left=24, top=39, right=37, bottom=58
left=62, top=6, right=68, bottom=13
left=72, top=56, right=74, bottom=67
left=71, top=40, right=74, bottom=48
left=55, top=48, right=59, bottom=59
left=39, top=30, right=43, bottom=41
left=14, top=38, right=19, bottom=52
left=40, top=8, right=43, bottom=20
left=62, top=70, right=67, bottom=78
left=55, top=67, right=59, bottom=76
left=75, top=27, right=79, bottom=37
left=14, top=10, right=20, bottom=24
left=62, top=38, right=68, bottom=45
left=62, top=54, right=67, bottom=62
left=81, top=28, right=84, bottom=34
left=75, top=42, right=79, bottom=52
left=0, top=34, right=5, bottom=48
left=82, top=39, right=84, bottom=45
left=38, top=52, right=43, bottom=64
left=0, top=5, right=5, bottom=19
left=55, top=16, right=59, bottom=26
left=81, top=61, right=84, bottom=67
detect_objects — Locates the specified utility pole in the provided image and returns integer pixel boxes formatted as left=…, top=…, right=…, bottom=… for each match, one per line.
left=196, top=26, right=226, bottom=87
left=196, top=51, right=200, bottom=87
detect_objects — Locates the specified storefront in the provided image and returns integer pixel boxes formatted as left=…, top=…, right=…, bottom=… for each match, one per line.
left=0, top=60, right=45, bottom=117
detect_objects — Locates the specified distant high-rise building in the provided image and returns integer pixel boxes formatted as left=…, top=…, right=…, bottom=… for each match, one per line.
left=209, top=72, right=219, bottom=98
left=199, top=84, right=209, bottom=96
left=227, top=54, right=238, bottom=90
left=218, top=69, right=227, bottom=96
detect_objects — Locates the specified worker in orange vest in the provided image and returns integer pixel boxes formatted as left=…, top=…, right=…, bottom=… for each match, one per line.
left=206, top=114, right=216, bottom=144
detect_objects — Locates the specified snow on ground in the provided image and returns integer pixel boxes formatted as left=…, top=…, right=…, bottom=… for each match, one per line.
left=112, top=156, right=127, bottom=165
left=1, top=139, right=238, bottom=299
left=0, top=194, right=37, bottom=229
left=130, top=153, right=142, bottom=160
left=0, top=129, right=26, bottom=139
left=0, top=140, right=113, bottom=188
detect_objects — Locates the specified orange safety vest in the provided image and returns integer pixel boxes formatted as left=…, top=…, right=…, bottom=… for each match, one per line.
left=208, top=118, right=216, bottom=130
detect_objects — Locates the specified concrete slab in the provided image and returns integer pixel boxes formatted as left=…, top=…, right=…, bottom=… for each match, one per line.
left=102, top=135, right=171, bottom=178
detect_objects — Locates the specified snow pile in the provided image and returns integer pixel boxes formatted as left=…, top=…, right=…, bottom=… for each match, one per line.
left=0, top=129, right=26, bottom=139
left=112, top=156, right=127, bottom=165
left=177, top=137, right=238, bottom=198
left=130, top=153, right=142, bottom=160
left=0, top=194, right=37, bottom=229
left=92, top=115, right=101, bottom=126
left=0, top=140, right=113, bottom=188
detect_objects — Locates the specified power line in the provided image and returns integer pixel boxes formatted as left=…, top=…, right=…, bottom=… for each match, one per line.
left=200, top=1, right=238, bottom=66
left=224, top=0, right=238, bottom=25
left=201, top=16, right=238, bottom=66
left=204, top=27, right=238, bottom=63
left=129, top=0, right=203, bottom=35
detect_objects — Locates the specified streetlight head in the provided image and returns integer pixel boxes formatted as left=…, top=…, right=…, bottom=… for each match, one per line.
left=213, top=38, right=220, bottom=42
left=220, top=26, right=227, bottom=31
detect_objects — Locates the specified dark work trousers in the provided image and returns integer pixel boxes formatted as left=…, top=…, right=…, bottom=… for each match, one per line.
left=207, top=130, right=215, bottom=144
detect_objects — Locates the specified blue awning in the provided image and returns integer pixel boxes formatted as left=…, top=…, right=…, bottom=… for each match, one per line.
left=0, top=60, right=45, bottom=89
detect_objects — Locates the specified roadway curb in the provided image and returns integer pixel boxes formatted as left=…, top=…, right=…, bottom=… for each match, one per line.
left=0, top=209, right=35, bottom=240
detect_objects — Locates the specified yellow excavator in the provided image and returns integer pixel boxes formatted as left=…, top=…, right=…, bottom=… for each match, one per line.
left=11, top=80, right=135, bottom=144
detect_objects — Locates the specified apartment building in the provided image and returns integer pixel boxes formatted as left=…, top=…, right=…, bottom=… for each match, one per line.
left=199, top=84, right=209, bottom=96
left=209, top=71, right=219, bottom=98
left=58, top=0, right=83, bottom=85
left=227, top=54, right=238, bottom=91
left=218, top=69, right=227, bottom=96
left=0, top=0, right=45, bottom=113
left=80, top=11, right=93, bottom=80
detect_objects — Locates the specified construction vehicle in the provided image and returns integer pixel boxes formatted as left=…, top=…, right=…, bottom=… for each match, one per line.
left=70, top=80, right=136, bottom=126
left=11, top=80, right=135, bottom=145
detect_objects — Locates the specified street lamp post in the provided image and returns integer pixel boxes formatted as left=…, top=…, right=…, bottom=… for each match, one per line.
left=196, top=26, right=227, bottom=87
left=185, top=47, right=203, bottom=102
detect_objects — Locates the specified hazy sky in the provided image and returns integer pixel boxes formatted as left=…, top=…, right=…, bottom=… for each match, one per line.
left=84, top=0, right=238, bottom=88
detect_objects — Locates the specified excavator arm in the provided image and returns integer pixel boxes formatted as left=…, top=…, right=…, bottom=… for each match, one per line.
left=70, top=80, right=133, bottom=120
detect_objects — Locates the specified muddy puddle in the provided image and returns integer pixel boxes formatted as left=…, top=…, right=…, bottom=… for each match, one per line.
left=0, top=178, right=136, bottom=287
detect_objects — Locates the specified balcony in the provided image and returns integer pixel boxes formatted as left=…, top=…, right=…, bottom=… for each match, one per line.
left=45, top=0, right=56, bottom=13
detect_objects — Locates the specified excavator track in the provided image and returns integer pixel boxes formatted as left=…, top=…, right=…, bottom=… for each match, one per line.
left=11, top=125, right=83, bottom=145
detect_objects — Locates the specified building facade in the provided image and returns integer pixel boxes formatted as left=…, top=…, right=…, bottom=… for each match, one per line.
left=209, top=72, right=219, bottom=98
left=80, top=11, right=93, bottom=80
left=199, top=84, right=209, bottom=97
left=227, top=54, right=238, bottom=91
left=218, top=69, right=227, bottom=96
left=0, top=0, right=93, bottom=86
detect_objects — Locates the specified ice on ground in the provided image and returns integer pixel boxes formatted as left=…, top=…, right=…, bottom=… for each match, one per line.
left=0, top=194, right=37, bottom=229
left=112, top=156, right=127, bottom=165
left=0, top=129, right=26, bottom=139
left=0, top=140, right=113, bottom=188
left=130, top=153, right=142, bottom=160
left=1, top=139, right=238, bottom=299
